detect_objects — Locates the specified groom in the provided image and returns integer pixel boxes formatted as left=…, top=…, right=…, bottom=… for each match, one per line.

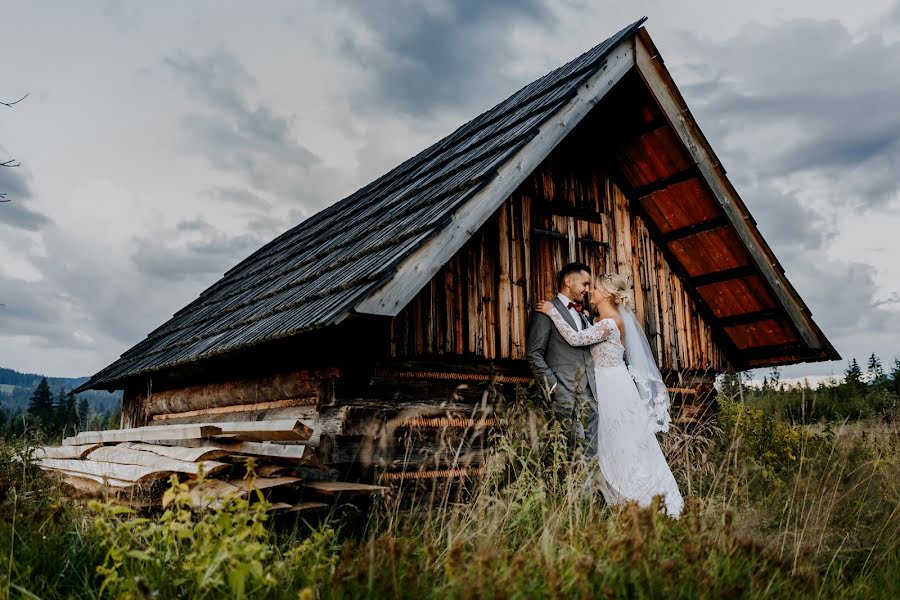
left=526, top=262, right=599, bottom=459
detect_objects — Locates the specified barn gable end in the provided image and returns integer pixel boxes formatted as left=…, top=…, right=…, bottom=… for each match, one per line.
left=359, top=31, right=838, bottom=372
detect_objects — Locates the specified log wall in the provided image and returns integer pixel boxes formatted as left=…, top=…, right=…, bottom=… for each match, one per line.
left=389, top=156, right=729, bottom=374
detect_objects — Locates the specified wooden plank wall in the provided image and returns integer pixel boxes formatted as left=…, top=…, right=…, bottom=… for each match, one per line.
left=389, top=161, right=729, bottom=374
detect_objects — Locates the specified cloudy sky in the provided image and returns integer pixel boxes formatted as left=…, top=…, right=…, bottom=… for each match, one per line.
left=2, top=1, right=899, bottom=382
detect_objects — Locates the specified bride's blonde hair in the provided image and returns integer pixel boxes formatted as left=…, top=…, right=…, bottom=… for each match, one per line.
left=599, top=272, right=635, bottom=312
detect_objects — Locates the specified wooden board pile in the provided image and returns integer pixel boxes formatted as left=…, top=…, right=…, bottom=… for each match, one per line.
left=308, top=401, right=497, bottom=506
left=32, top=418, right=386, bottom=512
left=312, top=402, right=495, bottom=482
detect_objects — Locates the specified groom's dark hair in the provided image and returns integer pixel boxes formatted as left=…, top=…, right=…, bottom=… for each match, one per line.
left=557, top=262, right=591, bottom=290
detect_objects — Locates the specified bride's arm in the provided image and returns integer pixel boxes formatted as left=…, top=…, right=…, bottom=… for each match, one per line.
left=535, top=303, right=614, bottom=347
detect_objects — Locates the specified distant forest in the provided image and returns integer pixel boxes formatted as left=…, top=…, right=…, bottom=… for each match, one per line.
left=0, top=366, right=122, bottom=439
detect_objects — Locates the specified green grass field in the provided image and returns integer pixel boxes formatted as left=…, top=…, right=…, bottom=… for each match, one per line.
left=1, top=389, right=898, bottom=599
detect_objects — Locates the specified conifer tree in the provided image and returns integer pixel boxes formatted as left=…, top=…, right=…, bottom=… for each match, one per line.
left=51, top=387, right=66, bottom=434
left=61, top=392, right=78, bottom=435
left=719, top=371, right=742, bottom=398
left=26, top=377, right=53, bottom=423
left=104, top=408, right=122, bottom=430
left=770, top=367, right=782, bottom=390
left=890, top=358, right=900, bottom=395
left=867, top=353, right=886, bottom=385
left=76, top=397, right=90, bottom=431
left=845, top=359, right=863, bottom=391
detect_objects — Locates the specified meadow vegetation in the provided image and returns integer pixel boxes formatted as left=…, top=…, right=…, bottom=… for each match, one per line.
left=1, top=360, right=899, bottom=598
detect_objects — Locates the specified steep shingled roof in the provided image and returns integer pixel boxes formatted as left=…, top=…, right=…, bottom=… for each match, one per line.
left=79, top=19, right=648, bottom=391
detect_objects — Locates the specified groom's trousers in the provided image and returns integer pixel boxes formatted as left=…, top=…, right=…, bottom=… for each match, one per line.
left=551, top=368, right=600, bottom=460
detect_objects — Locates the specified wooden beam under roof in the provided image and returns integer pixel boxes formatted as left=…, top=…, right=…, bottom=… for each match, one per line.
left=633, top=29, right=824, bottom=352
left=632, top=165, right=700, bottom=199
left=718, top=309, right=781, bottom=327
left=690, top=265, right=758, bottom=288
left=659, top=215, right=730, bottom=244
left=740, top=343, right=824, bottom=361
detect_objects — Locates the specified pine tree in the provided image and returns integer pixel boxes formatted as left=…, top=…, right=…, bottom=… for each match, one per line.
left=844, top=358, right=863, bottom=392
left=770, top=367, right=782, bottom=390
left=26, top=377, right=53, bottom=424
left=50, top=388, right=67, bottom=434
left=104, top=408, right=122, bottom=430
left=867, top=353, right=886, bottom=385
left=890, top=358, right=900, bottom=395
left=61, top=392, right=78, bottom=436
left=76, top=397, right=90, bottom=431
left=719, top=371, right=742, bottom=398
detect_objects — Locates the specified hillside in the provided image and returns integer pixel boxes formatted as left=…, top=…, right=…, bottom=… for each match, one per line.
left=0, top=367, right=121, bottom=414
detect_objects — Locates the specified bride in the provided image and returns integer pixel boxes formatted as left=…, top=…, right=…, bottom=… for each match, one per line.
left=536, top=272, right=684, bottom=517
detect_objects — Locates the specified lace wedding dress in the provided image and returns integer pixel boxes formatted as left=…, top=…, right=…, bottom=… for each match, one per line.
left=546, top=307, right=684, bottom=517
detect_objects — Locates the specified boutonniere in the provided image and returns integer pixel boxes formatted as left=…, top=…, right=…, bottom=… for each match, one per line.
left=581, top=309, right=591, bottom=319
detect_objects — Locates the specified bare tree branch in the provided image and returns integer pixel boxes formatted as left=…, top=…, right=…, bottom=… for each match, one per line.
left=1, top=93, right=29, bottom=108
left=2, top=92, right=29, bottom=203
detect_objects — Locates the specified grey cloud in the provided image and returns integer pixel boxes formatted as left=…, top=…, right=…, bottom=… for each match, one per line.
left=247, top=214, right=290, bottom=238
left=206, top=186, right=272, bottom=210
left=175, top=219, right=211, bottom=232
left=180, top=114, right=316, bottom=189
left=0, top=275, right=90, bottom=350
left=873, top=292, right=900, bottom=309
left=767, top=250, right=900, bottom=381
left=786, top=255, right=900, bottom=345
left=0, top=164, right=31, bottom=197
left=679, top=19, right=900, bottom=209
left=0, top=200, right=52, bottom=231
left=165, top=50, right=254, bottom=119
left=131, top=226, right=268, bottom=283
left=21, top=221, right=268, bottom=349
left=0, top=168, right=52, bottom=231
left=740, top=182, right=833, bottom=252
left=339, top=0, right=554, bottom=116
left=165, top=51, right=319, bottom=189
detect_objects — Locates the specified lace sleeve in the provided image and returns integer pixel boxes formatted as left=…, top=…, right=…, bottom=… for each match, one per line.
left=547, top=307, right=613, bottom=347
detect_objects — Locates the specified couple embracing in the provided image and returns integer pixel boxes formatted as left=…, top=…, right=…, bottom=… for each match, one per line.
left=526, top=263, right=683, bottom=517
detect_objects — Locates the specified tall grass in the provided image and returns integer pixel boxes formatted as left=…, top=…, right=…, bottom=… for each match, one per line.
left=1, top=387, right=899, bottom=598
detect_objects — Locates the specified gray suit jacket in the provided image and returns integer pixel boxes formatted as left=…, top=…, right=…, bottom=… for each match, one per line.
left=526, top=296, right=597, bottom=412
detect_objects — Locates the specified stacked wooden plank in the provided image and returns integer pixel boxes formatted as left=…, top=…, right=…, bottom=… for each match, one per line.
left=33, top=419, right=386, bottom=512
left=35, top=400, right=498, bottom=512
left=313, top=402, right=495, bottom=502
left=138, top=396, right=496, bottom=486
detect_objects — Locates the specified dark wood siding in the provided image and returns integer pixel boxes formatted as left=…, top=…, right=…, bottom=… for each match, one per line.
left=390, top=158, right=729, bottom=374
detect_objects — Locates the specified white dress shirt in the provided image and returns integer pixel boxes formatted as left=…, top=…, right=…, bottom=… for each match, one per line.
left=557, top=292, right=584, bottom=331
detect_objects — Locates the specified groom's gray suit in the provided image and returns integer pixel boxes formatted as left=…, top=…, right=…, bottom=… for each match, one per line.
left=526, top=296, right=599, bottom=458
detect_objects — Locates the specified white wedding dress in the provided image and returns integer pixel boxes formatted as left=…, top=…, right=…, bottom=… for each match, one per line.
left=547, top=307, right=684, bottom=517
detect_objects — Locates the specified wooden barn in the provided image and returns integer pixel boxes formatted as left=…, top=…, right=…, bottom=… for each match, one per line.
left=76, top=19, right=838, bottom=482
